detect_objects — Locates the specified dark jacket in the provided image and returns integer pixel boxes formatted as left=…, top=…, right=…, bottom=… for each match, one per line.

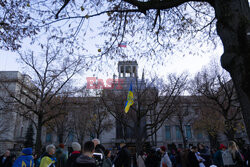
left=213, top=150, right=224, bottom=167
left=0, top=155, right=12, bottom=167
left=114, top=146, right=131, bottom=167
left=67, top=151, right=81, bottom=167
left=55, top=148, right=67, bottom=167
left=187, top=151, right=199, bottom=167
left=102, top=158, right=112, bottom=167
left=75, top=154, right=96, bottom=167
left=145, top=152, right=159, bottom=167
left=232, top=151, right=244, bottom=167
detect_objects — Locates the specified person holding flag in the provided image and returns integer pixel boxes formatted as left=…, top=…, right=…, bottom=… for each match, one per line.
left=124, top=82, right=134, bottom=113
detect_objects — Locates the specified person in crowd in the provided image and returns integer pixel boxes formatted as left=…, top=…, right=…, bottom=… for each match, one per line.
left=137, top=151, right=146, bottom=167
left=39, top=144, right=56, bottom=167
left=0, top=150, right=12, bottom=167
left=213, top=144, right=226, bottom=167
left=187, top=146, right=199, bottom=167
left=55, top=144, right=67, bottom=167
left=144, top=148, right=159, bottom=167
left=113, top=141, right=131, bottom=167
left=12, top=148, right=34, bottom=167
left=181, top=149, right=189, bottom=167
left=92, top=139, right=105, bottom=154
left=67, top=142, right=82, bottom=167
left=195, top=151, right=205, bottom=167
left=92, top=139, right=105, bottom=167
left=222, top=141, right=244, bottom=167
left=245, top=146, right=250, bottom=167
left=198, top=143, right=211, bottom=167
left=169, top=150, right=176, bottom=167
left=102, top=150, right=112, bottom=167
left=229, top=141, right=244, bottom=167
left=75, top=141, right=96, bottom=167
left=175, top=149, right=182, bottom=167
left=160, top=146, right=172, bottom=167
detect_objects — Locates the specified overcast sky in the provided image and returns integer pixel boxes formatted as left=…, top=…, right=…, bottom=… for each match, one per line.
left=0, top=11, right=224, bottom=85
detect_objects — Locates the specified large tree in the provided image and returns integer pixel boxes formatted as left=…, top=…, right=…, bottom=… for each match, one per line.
left=191, top=64, right=243, bottom=141
left=0, top=39, right=84, bottom=155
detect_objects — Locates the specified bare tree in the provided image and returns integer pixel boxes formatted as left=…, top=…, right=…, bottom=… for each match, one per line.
left=191, top=65, right=242, bottom=141
left=171, top=96, right=194, bottom=148
left=88, top=98, right=114, bottom=139
left=0, top=39, right=84, bottom=155
left=101, top=74, right=188, bottom=154
left=192, top=102, right=224, bottom=148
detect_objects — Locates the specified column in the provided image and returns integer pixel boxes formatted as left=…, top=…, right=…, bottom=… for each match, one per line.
left=130, top=65, right=133, bottom=77
left=118, top=66, right=121, bottom=78
left=123, top=65, right=126, bottom=77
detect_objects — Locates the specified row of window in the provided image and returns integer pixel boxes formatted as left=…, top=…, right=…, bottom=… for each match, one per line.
left=165, top=125, right=203, bottom=140
left=46, top=132, right=74, bottom=143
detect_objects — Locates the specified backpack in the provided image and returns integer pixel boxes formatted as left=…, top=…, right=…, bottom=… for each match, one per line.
left=222, top=150, right=235, bottom=166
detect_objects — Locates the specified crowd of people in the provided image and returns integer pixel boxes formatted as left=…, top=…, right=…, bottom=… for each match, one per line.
left=0, top=140, right=249, bottom=167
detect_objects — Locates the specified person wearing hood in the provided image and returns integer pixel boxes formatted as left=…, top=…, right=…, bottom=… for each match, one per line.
left=39, top=144, right=56, bottom=167
left=12, top=148, right=34, bottom=167
left=74, top=141, right=96, bottom=167
left=67, top=142, right=81, bottom=167
left=55, top=144, right=67, bottom=167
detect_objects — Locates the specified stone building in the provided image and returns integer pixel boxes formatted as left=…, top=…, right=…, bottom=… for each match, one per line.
left=0, top=71, right=37, bottom=154
left=0, top=62, right=249, bottom=154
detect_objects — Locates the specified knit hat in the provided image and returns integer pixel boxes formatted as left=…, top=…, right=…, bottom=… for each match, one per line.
left=219, top=144, right=226, bottom=150
left=58, top=143, right=64, bottom=149
left=22, top=148, right=32, bottom=155
left=160, top=146, right=166, bottom=152
left=72, top=142, right=81, bottom=151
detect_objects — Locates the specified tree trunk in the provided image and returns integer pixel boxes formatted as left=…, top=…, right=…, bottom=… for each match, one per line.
left=180, top=126, right=187, bottom=149
left=214, top=0, right=250, bottom=140
left=135, top=120, right=143, bottom=155
left=208, top=132, right=219, bottom=149
left=35, top=115, right=43, bottom=156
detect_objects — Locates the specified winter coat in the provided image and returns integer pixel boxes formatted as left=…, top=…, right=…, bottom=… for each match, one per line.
left=74, top=154, right=96, bottom=167
left=12, top=148, right=34, bottom=167
left=160, top=153, right=172, bottom=167
left=222, top=149, right=235, bottom=166
left=144, top=152, right=160, bottom=167
left=232, top=151, right=244, bottom=167
left=213, top=150, right=224, bottom=167
left=55, top=148, right=67, bottom=167
left=114, top=146, right=131, bottom=167
left=137, top=155, right=145, bottom=167
left=0, top=155, right=12, bottom=167
left=187, top=151, right=199, bottom=167
left=39, top=153, right=56, bottom=167
left=102, top=158, right=112, bottom=167
left=198, top=147, right=211, bottom=167
left=66, top=151, right=81, bottom=167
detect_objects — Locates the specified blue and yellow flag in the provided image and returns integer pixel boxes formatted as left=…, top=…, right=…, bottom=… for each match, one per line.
left=124, top=82, right=134, bottom=113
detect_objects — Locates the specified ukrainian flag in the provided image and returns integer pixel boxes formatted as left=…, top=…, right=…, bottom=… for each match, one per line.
left=125, top=82, right=134, bottom=113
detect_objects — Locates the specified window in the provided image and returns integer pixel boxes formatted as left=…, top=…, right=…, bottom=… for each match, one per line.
left=185, top=125, right=192, bottom=139
left=68, top=131, right=74, bottom=142
left=196, top=131, right=203, bottom=139
left=176, top=126, right=182, bottom=139
left=165, top=126, right=171, bottom=140
left=46, top=133, right=52, bottom=143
